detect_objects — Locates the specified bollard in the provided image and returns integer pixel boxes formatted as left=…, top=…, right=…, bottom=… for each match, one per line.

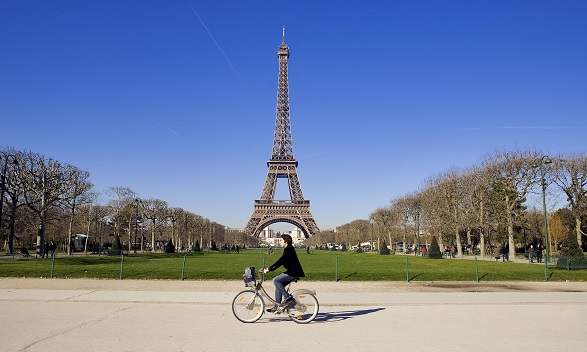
left=181, top=255, right=187, bottom=281
left=50, top=252, right=56, bottom=278
left=475, top=255, right=479, bottom=282
left=120, top=253, right=124, bottom=280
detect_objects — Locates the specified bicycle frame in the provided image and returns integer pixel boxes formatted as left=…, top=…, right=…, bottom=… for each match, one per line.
left=233, top=268, right=319, bottom=323
left=249, top=270, right=315, bottom=308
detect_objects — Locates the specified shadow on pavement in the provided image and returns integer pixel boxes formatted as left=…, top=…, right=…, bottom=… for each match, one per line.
left=313, top=308, right=385, bottom=323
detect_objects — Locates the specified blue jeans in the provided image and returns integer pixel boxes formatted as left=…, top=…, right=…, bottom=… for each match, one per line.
left=273, top=273, right=296, bottom=303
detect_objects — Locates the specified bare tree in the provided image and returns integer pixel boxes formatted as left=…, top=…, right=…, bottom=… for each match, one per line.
left=551, top=154, right=587, bottom=248
left=462, top=166, right=495, bottom=257
left=371, top=206, right=395, bottom=252
left=141, top=198, right=168, bottom=252
left=106, top=187, right=136, bottom=253
left=62, top=165, right=93, bottom=255
left=17, top=151, right=70, bottom=257
left=482, top=149, right=542, bottom=259
left=167, top=207, right=183, bottom=251
left=2, top=149, right=24, bottom=255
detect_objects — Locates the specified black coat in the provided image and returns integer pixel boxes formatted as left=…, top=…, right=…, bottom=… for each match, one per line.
left=269, top=244, right=305, bottom=278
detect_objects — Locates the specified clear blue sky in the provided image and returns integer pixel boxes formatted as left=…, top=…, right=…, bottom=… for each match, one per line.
left=1, top=1, right=586, bottom=231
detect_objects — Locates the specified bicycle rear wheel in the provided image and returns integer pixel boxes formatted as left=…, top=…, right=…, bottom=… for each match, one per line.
left=288, top=293, right=319, bottom=324
left=232, top=290, right=264, bottom=323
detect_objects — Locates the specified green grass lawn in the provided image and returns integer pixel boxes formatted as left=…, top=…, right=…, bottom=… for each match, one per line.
left=1, top=249, right=586, bottom=282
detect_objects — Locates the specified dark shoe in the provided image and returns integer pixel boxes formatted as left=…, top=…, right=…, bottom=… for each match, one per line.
left=266, top=305, right=278, bottom=313
left=281, top=297, right=296, bottom=308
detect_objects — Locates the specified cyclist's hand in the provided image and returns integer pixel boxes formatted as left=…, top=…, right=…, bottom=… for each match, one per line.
left=262, top=268, right=270, bottom=273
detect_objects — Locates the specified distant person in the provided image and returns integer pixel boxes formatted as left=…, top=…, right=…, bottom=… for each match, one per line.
left=49, top=240, right=56, bottom=258
left=528, top=244, right=535, bottom=263
left=21, top=247, right=30, bottom=257
left=422, top=246, right=428, bottom=257
left=494, top=245, right=501, bottom=261
left=536, top=243, right=543, bottom=263
left=502, top=243, right=509, bottom=262
left=263, top=234, right=305, bottom=312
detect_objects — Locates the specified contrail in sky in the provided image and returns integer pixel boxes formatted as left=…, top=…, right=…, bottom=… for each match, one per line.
left=153, top=121, right=183, bottom=137
left=184, top=0, right=250, bottom=94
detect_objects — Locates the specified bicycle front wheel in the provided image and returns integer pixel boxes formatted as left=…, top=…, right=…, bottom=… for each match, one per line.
left=232, top=290, right=264, bottom=323
left=289, top=293, right=319, bottom=324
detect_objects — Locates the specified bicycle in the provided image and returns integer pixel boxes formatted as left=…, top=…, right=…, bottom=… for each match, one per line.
left=231, top=268, right=319, bottom=324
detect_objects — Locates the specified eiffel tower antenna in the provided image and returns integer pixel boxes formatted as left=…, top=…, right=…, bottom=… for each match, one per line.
left=282, top=26, right=286, bottom=44
left=245, top=29, right=319, bottom=237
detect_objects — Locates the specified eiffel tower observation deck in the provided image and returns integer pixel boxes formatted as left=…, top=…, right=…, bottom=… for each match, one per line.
left=245, top=28, right=319, bottom=237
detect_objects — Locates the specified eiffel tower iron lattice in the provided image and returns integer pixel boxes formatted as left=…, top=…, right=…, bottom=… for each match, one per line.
left=245, top=28, right=319, bottom=238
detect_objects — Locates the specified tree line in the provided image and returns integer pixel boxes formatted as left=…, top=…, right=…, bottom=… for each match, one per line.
left=1, top=147, right=257, bottom=256
left=308, top=149, right=587, bottom=258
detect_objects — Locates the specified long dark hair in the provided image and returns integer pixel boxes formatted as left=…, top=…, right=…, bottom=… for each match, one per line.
left=281, top=234, right=293, bottom=245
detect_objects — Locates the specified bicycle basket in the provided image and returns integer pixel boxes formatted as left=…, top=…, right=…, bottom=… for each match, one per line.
left=243, top=266, right=256, bottom=287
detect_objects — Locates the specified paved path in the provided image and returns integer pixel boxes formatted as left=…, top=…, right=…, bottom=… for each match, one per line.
left=1, top=278, right=586, bottom=352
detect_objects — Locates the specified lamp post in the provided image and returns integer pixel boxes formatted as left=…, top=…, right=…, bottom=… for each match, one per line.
left=532, top=155, right=552, bottom=281
left=415, top=201, right=421, bottom=256
left=134, top=198, right=140, bottom=254
left=370, top=218, right=374, bottom=253
left=1, top=153, right=18, bottom=256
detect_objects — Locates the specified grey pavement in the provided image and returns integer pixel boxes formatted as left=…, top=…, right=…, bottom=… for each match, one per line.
left=1, top=278, right=586, bottom=352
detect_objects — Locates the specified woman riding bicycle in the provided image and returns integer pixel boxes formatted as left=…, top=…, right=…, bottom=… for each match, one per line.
left=263, top=234, right=305, bottom=312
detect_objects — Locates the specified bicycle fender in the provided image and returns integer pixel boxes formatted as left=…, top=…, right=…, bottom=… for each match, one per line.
left=291, top=289, right=316, bottom=297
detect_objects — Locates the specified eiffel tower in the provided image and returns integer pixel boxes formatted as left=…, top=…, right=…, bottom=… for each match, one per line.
left=245, top=28, right=319, bottom=238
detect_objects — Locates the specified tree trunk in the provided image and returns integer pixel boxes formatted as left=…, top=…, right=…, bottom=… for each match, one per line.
left=36, top=221, right=45, bottom=257
left=7, top=201, right=17, bottom=256
left=479, top=201, right=485, bottom=257
left=576, top=217, right=583, bottom=248
left=456, top=230, right=462, bottom=257
left=508, top=223, right=515, bottom=260
left=480, top=230, right=485, bottom=258
left=67, top=203, right=76, bottom=255
left=506, top=194, right=516, bottom=259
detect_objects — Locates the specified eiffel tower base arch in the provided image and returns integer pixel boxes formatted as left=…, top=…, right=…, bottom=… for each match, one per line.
left=245, top=201, right=319, bottom=238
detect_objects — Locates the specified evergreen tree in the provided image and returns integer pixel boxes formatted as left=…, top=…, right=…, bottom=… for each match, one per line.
left=556, top=231, right=587, bottom=270
left=165, top=238, right=175, bottom=253
left=109, top=234, right=122, bottom=256
left=428, top=236, right=443, bottom=259
left=379, top=239, right=390, bottom=255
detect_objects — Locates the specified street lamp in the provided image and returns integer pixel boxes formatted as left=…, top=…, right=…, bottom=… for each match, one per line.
left=532, top=155, right=552, bottom=281
left=370, top=218, right=374, bottom=253
left=1, top=153, right=18, bottom=256
left=134, top=198, right=140, bottom=254
left=415, top=201, right=421, bottom=256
